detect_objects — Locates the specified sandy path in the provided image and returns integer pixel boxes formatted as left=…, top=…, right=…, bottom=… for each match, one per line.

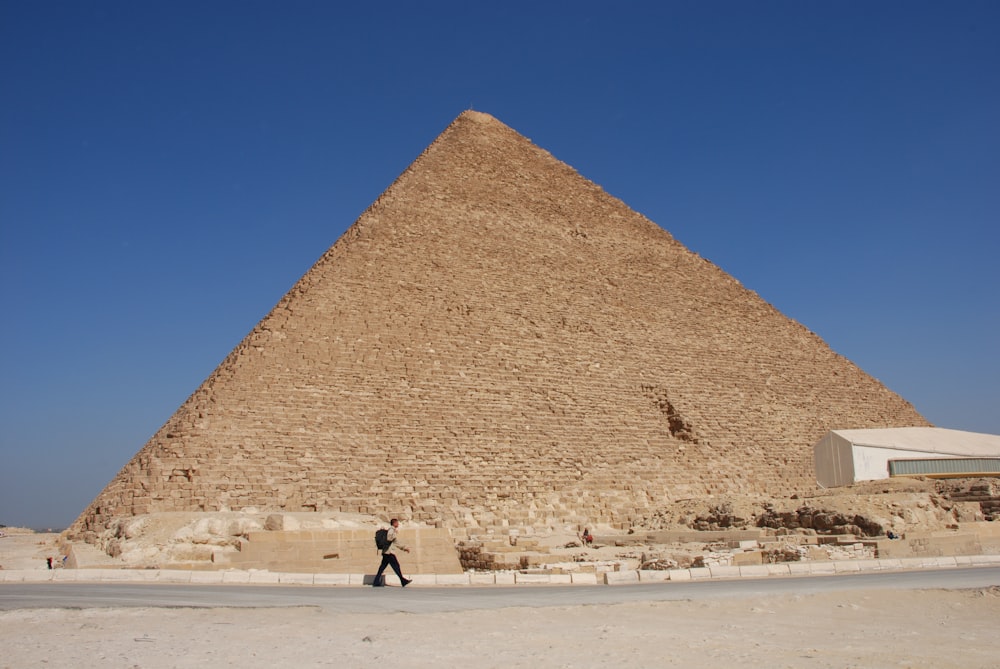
left=2, top=587, right=999, bottom=668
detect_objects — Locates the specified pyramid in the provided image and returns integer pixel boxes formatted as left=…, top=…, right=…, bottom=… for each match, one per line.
left=69, top=111, right=929, bottom=538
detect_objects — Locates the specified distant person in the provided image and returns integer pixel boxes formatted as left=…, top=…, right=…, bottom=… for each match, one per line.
left=581, top=528, right=593, bottom=545
left=374, top=518, right=412, bottom=587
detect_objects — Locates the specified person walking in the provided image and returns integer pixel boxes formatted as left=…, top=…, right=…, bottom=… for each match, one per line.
left=374, top=518, right=412, bottom=587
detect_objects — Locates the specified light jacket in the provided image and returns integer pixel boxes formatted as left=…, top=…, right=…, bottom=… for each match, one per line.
left=383, top=526, right=409, bottom=555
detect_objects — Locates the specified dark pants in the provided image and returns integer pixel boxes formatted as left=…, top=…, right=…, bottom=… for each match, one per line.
left=375, top=553, right=405, bottom=584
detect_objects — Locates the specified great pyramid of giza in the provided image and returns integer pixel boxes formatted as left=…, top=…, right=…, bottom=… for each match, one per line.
left=69, top=111, right=929, bottom=539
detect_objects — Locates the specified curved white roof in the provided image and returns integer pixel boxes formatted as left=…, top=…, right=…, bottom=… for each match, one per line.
left=831, top=427, right=1000, bottom=457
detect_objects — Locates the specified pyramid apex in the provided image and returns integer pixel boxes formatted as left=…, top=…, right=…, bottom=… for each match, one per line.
left=458, top=109, right=501, bottom=124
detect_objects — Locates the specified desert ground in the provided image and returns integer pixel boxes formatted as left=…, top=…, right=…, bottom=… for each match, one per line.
left=3, top=530, right=999, bottom=668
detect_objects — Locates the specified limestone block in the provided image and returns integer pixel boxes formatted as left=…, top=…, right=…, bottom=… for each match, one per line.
left=89, top=569, right=127, bottom=581
left=807, top=561, right=837, bottom=575
left=603, top=570, right=640, bottom=585
left=918, top=556, right=958, bottom=568
left=638, top=570, right=670, bottom=583
left=805, top=547, right=828, bottom=561
left=708, top=566, right=741, bottom=579
left=494, top=572, right=516, bottom=585
left=51, top=569, right=80, bottom=582
left=787, top=562, right=814, bottom=575
left=732, top=550, right=763, bottom=566
left=264, top=514, right=300, bottom=531
left=833, top=561, right=861, bottom=573
left=15, top=570, right=53, bottom=582
left=248, top=571, right=281, bottom=584
left=967, top=554, right=1000, bottom=565
left=737, top=565, right=770, bottom=578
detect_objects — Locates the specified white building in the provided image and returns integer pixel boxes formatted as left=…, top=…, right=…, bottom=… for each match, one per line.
left=813, top=427, right=1000, bottom=488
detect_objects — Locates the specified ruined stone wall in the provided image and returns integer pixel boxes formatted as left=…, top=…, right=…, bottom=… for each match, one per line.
left=69, top=111, right=929, bottom=539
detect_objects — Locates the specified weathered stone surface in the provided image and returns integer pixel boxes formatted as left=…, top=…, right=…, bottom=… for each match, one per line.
left=67, top=111, right=928, bottom=539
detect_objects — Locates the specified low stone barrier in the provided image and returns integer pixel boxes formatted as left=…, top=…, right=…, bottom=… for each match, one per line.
left=3, top=554, right=999, bottom=586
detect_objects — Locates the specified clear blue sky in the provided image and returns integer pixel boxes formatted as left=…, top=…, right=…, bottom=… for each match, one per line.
left=2, top=2, right=997, bottom=530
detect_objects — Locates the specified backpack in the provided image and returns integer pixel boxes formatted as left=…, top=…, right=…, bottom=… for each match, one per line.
left=375, top=528, right=390, bottom=552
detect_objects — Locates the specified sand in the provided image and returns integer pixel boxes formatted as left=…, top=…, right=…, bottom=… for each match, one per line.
left=2, top=589, right=999, bottom=668
left=3, top=533, right=1000, bottom=668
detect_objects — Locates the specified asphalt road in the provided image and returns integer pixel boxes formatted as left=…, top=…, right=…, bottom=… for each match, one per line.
left=2, top=567, right=998, bottom=614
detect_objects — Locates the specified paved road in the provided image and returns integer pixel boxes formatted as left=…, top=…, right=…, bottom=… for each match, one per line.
left=2, top=567, right=998, bottom=614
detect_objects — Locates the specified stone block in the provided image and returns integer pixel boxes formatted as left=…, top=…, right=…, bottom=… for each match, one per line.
left=737, top=565, right=769, bottom=578
left=469, top=572, right=496, bottom=585
left=435, top=574, right=470, bottom=586
left=967, top=554, right=1000, bottom=565
left=158, top=570, right=193, bottom=583
left=638, top=569, right=670, bottom=582
left=21, top=569, right=57, bottom=583
left=806, top=561, right=837, bottom=575
left=128, top=570, right=165, bottom=582
left=515, top=572, right=551, bottom=584
left=313, top=573, right=351, bottom=586
left=688, top=567, right=712, bottom=579
left=708, top=566, right=741, bottom=579
left=189, top=571, right=225, bottom=584
left=245, top=531, right=281, bottom=544
left=919, top=556, right=958, bottom=568
left=603, top=570, right=639, bottom=585
left=277, top=572, right=315, bottom=585
left=494, top=572, right=517, bottom=585
left=91, top=569, right=127, bottom=581
left=570, top=572, right=599, bottom=585
left=732, top=550, right=763, bottom=566
left=833, top=561, right=861, bottom=573
left=18, top=570, right=54, bottom=582
left=666, top=569, right=692, bottom=581
left=221, top=570, right=252, bottom=583
left=51, top=569, right=80, bottom=581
